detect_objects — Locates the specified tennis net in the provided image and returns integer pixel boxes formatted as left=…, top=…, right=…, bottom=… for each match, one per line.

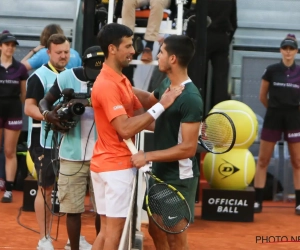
left=118, top=170, right=138, bottom=250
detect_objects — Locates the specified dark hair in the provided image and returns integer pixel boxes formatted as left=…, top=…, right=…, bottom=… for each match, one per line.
left=47, top=34, right=69, bottom=50
left=0, top=30, right=14, bottom=56
left=163, top=35, right=195, bottom=67
left=286, top=33, right=296, bottom=39
left=97, top=23, right=133, bottom=58
left=40, top=24, right=64, bottom=47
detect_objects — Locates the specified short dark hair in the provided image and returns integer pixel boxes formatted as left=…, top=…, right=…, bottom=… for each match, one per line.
left=47, top=34, right=69, bottom=50
left=97, top=23, right=133, bottom=58
left=164, top=35, right=195, bottom=67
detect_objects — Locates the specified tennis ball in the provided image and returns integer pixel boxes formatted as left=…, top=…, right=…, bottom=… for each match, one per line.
left=203, top=149, right=256, bottom=190
left=26, top=151, right=37, bottom=180
left=210, top=100, right=258, bottom=149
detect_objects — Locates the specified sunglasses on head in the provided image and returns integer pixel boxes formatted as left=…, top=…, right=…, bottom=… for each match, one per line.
left=281, top=46, right=296, bottom=51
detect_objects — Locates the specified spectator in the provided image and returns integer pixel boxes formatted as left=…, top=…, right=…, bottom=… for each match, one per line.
left=21, top=24, right=82, bottom=71
left=122, top=0, right=171, bottom=63
left=39, top=46, right=105, bottom=250
left=0, top=33, right=28, bottom=202
left=203, top=0, right=237, bottom=109
left=254, top=34, right=300, bottom=215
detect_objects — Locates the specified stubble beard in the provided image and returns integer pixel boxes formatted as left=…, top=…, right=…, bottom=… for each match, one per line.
left=51, top=60, right=68, bottom=71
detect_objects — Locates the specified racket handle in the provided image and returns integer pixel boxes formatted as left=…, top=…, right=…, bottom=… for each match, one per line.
left=140, top=164, right=152, bottom=173
left=124, top=138, right=153, bottom=172
left=123, top=138, right=138, bottom=154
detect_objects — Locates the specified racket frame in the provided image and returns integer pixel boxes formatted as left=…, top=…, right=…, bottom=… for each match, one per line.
left=143, top=170, right=191, bottom=234
left=198, top=111, right=236, bottom=154
left=123, top=138, right=192, bottom=234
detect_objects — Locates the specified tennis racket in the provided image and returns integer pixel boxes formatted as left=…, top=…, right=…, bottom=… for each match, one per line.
left=123, top=138, right=191, bottom=234
left=198, top=111, right=236, bottom=154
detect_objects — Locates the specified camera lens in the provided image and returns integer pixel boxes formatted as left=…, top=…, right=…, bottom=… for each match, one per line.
left=71, top=103, right=85, bottom=116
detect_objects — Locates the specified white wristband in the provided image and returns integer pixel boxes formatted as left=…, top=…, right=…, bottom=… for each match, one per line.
left=147, top=103, right=165, bottom=120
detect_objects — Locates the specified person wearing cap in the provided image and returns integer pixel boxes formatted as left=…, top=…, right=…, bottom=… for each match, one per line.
left=0, top=33, right=28, bottom=203
left=39, top=45, right=105, bottom=250
left=21, top=23, right=82, bottom=71
left=254, top=34, right=300, bottom=215
left=0, top=30, right=15, bottom=192
left=0, top=30, right=11, bottom=57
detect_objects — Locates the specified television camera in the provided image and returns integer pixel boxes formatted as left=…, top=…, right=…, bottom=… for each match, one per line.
left=54, top=79, right=93, bottom=130
left=57, top=87, right=90, bottom=119
left=46, top=45, right=104, bottom=132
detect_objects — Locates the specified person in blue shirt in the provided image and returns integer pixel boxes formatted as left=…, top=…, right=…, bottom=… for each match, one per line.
left=21, top=23, right=81, bottom=71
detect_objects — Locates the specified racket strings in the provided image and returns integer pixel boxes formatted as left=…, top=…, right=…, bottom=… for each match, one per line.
left=200, top=113, right=234, bottom=153
left=148, top=184, right=190, bottom=233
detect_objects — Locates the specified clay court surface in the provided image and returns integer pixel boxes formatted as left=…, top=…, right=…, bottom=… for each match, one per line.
left=1, top=191, right=300, bottom=250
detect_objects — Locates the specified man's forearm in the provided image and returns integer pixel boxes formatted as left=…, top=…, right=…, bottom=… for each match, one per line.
left=25, top=103, right=44, bottom=121
left=39, top=98, right=52, bottom=114
left=146, top=143, right=197, bottom=163
left=145, top=121, right=155, bottom=131
left=133, top=87, right=153, bottom=109
left=117, top=112, right=156, bottom=139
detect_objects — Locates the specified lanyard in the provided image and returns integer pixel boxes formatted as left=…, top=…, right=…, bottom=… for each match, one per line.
left=48, top=62, right=65, bottom=73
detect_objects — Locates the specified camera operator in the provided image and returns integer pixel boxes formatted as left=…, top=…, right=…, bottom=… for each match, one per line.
left=39, top=46, right=104, bottom=250
left=24, top=33, right=71, bottom=250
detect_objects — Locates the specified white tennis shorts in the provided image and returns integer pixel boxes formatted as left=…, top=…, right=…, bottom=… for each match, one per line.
left=91, top=168, right=137, bottom=217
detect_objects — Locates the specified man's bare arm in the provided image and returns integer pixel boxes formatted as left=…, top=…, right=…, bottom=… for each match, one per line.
left=111, top=113, right=155, bottom=139
left=112, top=88, right=182, bottom=139
left=133, top=108, right=155, bottom=132
left=133, top=87, right=158, bottom=109
left=147, top=122, right=200, bottom=161
left=131, top=122, right=200, bottom=167
left=24, top=98, right=44, bottom=121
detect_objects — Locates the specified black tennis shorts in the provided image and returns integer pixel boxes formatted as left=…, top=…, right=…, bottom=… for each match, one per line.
left=261, top=107, right=300, bottom=143
left=0, top=99, right=22, bottom=130
left=29, top=131, right=57, bottom=187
